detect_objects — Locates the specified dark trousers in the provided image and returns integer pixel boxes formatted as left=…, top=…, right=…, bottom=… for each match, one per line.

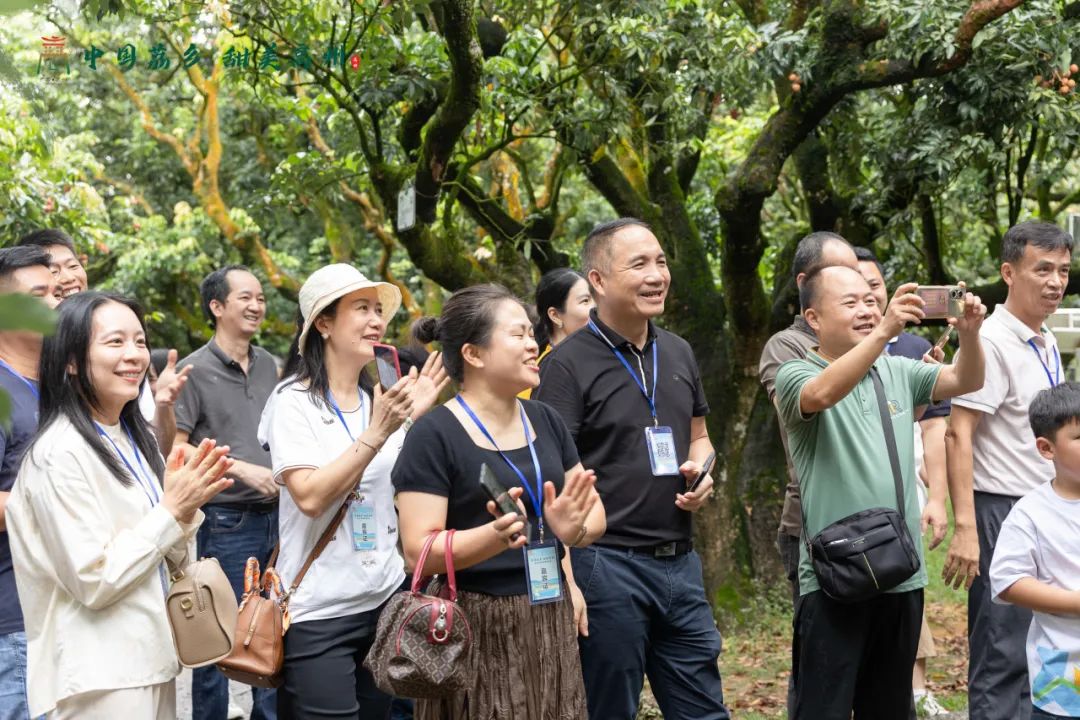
left=570, top=545, right=729, bottom=720
left=194, top=503, right=279, bottom=720
left=793, top=589, right=922, bottom=720
left=278, top=609, right=391, bottom=720
left=969, top=491, right=1032, bottom=720
left=777, top=531, right=801, bottom=718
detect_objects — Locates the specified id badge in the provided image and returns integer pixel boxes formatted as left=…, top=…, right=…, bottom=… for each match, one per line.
left=645, top=425, right=680, bottom=476
left=523, top=541, right=563, bottom=605
left=350, top=501, right=377, bottom=552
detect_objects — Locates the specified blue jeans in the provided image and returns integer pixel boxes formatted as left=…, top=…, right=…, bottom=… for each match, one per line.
left=0, top=631, right=31, bottom=720
left=194, top=504, right=279, bottom=720
left=570, top=545, right=730, bottom=720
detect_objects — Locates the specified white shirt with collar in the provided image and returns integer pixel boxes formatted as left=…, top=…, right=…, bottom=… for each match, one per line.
left=952, top=304, right=1059, bottom=497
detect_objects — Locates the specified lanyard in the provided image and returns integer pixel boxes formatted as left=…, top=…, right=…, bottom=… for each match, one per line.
left=95, top=421, right=161, bottom=508
left=1026, top=339, right=1061, bottom=387
left=587, top=319, right=659, bottom=425
left=455, top=395, right=545, bottom=541
left=0, top=359, right=39, bottom=400
left=327, top=389, right=368, bottom=442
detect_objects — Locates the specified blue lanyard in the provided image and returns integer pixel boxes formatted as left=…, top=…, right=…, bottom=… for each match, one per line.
left=587, top=319, right=659, bottom=425
left=1027, top=339, right=1061, bottom=387
left=0, top=359, right=39, bottom=400
left=95, top=421, right=161, bottom=508
left=327, top=389, right=368, bottom=442
left=455, top=396, right=545, bottom=541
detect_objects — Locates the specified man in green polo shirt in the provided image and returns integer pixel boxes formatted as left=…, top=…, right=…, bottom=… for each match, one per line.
left=775, top=265, right=987, bottom=720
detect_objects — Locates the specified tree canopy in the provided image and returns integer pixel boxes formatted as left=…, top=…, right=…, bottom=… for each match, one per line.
left=2, top=0, right=1079, bottom=612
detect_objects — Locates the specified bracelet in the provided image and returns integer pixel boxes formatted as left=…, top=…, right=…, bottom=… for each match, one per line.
left=356, top=438, right=380, bottom=454
left=569, top=524, right=588, bottom=547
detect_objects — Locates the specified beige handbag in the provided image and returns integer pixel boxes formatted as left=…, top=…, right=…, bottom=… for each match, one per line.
left=166, top=557, right=239, bottom=668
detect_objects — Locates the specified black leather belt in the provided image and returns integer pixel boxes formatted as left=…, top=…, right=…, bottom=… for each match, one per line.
left=597, top=540, right=694, bottom=558
left=212, top=501, right=277, bottom=514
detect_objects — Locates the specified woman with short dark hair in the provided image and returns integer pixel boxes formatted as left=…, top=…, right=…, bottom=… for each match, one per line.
left=393, top=284, right=606, bottom=720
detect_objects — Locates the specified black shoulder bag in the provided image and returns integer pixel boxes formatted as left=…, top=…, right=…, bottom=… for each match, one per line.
left=803, top=367, right=921, bottom=603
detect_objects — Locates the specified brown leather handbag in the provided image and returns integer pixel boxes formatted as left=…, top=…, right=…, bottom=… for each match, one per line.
left=364, top=529, right=474, bottom=699
left=217, top=501, right=349, bottom=688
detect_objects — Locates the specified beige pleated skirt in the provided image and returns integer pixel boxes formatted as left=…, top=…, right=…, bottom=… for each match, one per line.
left=416, top=586, right=587, bottom=720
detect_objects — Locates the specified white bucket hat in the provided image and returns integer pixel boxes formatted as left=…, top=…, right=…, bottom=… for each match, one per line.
left=297, top=264, right=402, bottom=356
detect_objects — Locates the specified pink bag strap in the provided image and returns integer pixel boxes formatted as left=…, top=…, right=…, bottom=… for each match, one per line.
left=409, top=529, right=458, bottom=600
left=443, top=529, right=458, bottom=600
left=410, top=531, right=442, bottom=594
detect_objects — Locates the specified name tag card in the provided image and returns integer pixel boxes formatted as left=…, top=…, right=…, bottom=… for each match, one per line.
left=645, top=425, right=680, bottom=476
left=350, top=501, right=377, bottom=552
left=523, top=541, right=563, bottom=605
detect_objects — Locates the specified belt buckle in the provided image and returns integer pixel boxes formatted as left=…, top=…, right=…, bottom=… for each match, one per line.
left=654, top=542, right=677, bottom=558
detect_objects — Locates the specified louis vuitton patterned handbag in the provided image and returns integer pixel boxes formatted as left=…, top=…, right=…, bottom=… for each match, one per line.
left=365, top=529, right=474, bottom=698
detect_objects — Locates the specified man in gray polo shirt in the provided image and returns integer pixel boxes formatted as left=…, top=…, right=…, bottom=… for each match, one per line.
left=175, top=265, right=280, bottom=720
left=944, top=221, right=1073, bottom=720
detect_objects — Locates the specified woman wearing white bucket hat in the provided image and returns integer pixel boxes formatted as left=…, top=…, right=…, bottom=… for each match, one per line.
left=258, top=264, right=448, bottom=718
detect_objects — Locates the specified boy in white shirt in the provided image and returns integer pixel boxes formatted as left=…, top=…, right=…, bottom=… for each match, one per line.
left=991, top=382, right=1080, bottom=719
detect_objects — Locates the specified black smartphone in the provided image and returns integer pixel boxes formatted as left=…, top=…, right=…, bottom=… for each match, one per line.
left=478, top=463, right=530, bottom=542
left=686, top=451, right=717, bottom=494
left=371, top=343, right=401, bottom=390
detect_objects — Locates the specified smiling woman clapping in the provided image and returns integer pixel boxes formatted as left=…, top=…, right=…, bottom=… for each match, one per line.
left=6, top=291, right=234, bottom=719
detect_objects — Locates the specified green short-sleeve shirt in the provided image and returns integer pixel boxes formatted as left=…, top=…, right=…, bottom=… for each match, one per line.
left=775, top=350, right=942, bottom=596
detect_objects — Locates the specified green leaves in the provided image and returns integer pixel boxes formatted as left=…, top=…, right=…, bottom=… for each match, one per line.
left=0, top=293, right=55, bottom=334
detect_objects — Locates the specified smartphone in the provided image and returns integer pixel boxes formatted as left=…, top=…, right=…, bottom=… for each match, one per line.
left=933, top=326, right=953, bottom=352
left=478, top=464, right=530, bottom=542
left=914, top=285, right=964, bottom=320
left=371, top=343, right=401, bottom=390
left=686, top=451, right=717, bottom=494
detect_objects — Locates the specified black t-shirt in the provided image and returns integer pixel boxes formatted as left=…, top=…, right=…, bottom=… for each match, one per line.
left=391, top=400, right=579, bottom=596
left=534, top=310, right=709, bottom=547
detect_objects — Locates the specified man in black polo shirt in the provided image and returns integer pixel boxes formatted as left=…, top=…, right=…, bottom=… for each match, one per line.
left=175, top=265, right=280, bottom=720
left=536, top=218, right=729, bottom=720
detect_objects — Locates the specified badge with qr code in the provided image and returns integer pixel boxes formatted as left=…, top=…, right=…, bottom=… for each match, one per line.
left=645, top=425, right=680, bottom=476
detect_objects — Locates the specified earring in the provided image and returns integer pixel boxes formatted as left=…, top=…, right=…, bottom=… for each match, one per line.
left=321, top=333, right=329, bottom=340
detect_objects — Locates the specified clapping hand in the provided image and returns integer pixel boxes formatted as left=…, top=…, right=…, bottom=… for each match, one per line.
left=162, top=439, right=234, bottom=524
left=410, top=351, right=450, bottom=418
left=542, top=468, right=598, bottom=545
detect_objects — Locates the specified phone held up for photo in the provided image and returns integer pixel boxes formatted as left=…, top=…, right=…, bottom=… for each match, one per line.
left=686, top=451, right=717, bottom=494
left=914, top=285, right=965, bottom=320
left=479, top=463, right=530, bottom=542
left=371, top=343, right=402, bottom=390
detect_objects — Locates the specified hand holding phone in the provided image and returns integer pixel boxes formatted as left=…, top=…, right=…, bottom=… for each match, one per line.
left=914, top=285, right=965, bottom=320
left=479, top=464, right=530, bottom=542
left=686, top=452, right=717, bottom=494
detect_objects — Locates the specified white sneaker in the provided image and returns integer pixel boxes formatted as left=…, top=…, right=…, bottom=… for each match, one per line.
left=914, top=690, right=949, bottom=717
left=227, top=700, right=244, bottom=719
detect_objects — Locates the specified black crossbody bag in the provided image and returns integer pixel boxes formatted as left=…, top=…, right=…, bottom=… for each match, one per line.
left=802, top=368, right=921, bottom=603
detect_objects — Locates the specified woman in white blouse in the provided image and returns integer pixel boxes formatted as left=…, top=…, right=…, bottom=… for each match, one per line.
left=259, top=264, right=447, bottom=718
left=7, top=292, right=234, bottom=719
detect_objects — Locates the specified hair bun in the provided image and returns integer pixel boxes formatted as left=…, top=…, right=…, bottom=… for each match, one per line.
left=412, top=316, right=441, bottom=344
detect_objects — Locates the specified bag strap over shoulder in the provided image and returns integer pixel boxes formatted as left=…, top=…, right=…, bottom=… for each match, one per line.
left=283, top=500, right=350, bottom=602
left=869, top=366, right=906, bottom=519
